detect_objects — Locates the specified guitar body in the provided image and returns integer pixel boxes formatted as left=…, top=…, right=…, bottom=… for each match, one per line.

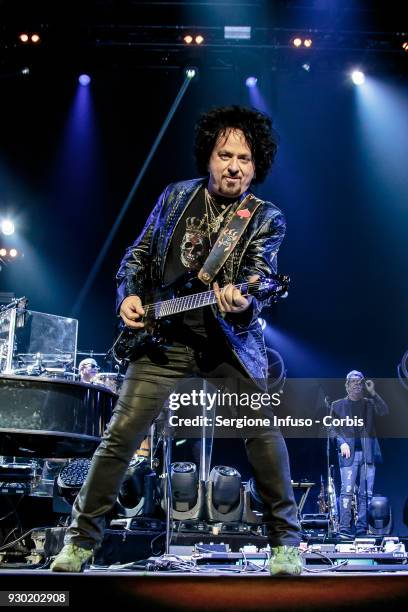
left=112, top=274, right=196, bottom=361
left=110, top=273, right=289, bottom=363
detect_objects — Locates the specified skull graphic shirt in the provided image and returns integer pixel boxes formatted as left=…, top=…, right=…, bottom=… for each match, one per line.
left=164, top=186, right=212, bottom=285
left=163, top=186, right=220, bottom=340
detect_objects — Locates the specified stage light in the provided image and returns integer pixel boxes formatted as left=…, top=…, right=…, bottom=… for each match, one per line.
left=31, top=34, right=40, bottom=43
left=117, top=458, right=158, bottom=517
left=242, top=477, right=264, bottom=524
left=185, top=67, right=197, bottom=79
left=351, top=70, right=365, bottom=85
left=78, top=74, right=91, bottom=86
left=304, top=38, right=313, bottom=48
left=293, top=37, right=302, bottom=48
left=247, top=477, right=264, bottom=512
left=183, top=35, right=193, bottom=44
left=171, top=462, right=198, bottom=510
left=206, top=465, right=243, bottom=522
left=0, top=248, right=7, bottom=257
left=397, top=350, right=408, bottom=390
left=224, top=26, right=251, bottom=40
left=19, top=34, right=29, bottom=43
left=211, top=466, right=241, bottom=512
left=302, top=63, right=311, bottom=72
left=21, top=67, right=30, bottom=75
left=368, top=496, right=392, bottom=535
left=57, top=459, right=91, bottom=505
left=245, top=76, right=258, bottom=88
left=9, top=249, right=18, bottom=258
left=164, top=461, right=204, bottom=520
left=402, top=42, right=408, bottom=51
left=195, top=35, right=204, bottom=45
left=1, top=220, right=15, bottom=236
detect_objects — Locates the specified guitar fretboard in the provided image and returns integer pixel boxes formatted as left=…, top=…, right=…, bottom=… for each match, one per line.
left=143, top=281, right=273, bottom=319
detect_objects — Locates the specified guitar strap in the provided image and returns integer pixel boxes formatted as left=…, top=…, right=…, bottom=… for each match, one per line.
left=198, top=193, right=262, bottom=284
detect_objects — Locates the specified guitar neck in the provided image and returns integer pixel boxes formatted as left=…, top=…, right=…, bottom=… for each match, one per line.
left=145, top=281, right=251, bottom=319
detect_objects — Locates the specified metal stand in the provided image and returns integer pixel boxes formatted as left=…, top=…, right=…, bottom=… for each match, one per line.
left=199, top=380, right=214, bottom=483
left=325, top=396, right=339, bottom=535
left=361, top=434, right=369, bottom=535
left=159, top=379, right=215, bottom=557
left=0, top=297, right=27, bottom=374
left=162, top=428, right=172, bottom=555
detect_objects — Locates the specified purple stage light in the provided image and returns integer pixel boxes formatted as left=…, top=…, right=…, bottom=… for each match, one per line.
left=79, top=74, right=91, bottom=86
left=245, top=76, right=258, bottom=88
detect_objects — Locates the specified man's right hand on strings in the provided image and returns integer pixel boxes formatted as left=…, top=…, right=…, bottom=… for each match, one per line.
left=119, top=295, right=145, bottom=328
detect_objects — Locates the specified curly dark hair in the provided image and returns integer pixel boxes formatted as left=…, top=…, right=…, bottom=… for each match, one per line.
left=194, top=105, right=278, bottom=184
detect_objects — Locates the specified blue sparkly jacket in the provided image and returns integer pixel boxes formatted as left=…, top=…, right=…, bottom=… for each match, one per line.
left=116, top=178, right=286, bottom=390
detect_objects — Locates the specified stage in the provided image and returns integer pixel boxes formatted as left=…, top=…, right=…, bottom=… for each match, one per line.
left=0, top=570, right=408, bottom=610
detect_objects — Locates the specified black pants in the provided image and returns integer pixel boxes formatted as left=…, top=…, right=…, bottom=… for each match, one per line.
left=65, top=343, right=300, bottom=549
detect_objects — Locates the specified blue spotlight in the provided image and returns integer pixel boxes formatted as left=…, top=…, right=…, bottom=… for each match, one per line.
left=1, top=219, right=15, bottom=236
left=351, top=70, right=365, bottom=86
left=245, top=76, right=258, bottom=88
left=79, top=74, right=91, bottom=86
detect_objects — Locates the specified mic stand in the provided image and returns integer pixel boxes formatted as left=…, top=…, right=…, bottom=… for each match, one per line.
left=199, top=379, right=215, bottom=483
left=361, top=411, right=369, bottom=536
left=162, top=419, right=173, bottom=555
left=324, top=396, right=339, bottom=536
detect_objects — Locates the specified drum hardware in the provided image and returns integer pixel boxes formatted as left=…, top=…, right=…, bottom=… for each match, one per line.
left=92, top=371, right=125, bottom=395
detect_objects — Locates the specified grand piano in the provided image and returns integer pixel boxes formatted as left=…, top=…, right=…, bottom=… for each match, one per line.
left=0, top=374, right=114, bottom=457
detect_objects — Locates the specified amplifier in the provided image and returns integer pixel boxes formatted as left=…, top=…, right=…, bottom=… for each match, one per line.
left=0, top=481, right=32, bottom=495
left=301, top=513, right=329, bottom=529
left=0, top=463, right=38, bottom=495
left=301, top=513, right=329, bottom=538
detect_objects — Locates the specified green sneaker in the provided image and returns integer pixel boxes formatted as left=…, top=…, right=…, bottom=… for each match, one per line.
left=50, top=544, right=94, bottom=573
left=269, top=545, right=303, bottom=576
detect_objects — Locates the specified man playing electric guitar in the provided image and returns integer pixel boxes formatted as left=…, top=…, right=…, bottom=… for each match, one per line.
left=52, top=105, right=302, bottom=575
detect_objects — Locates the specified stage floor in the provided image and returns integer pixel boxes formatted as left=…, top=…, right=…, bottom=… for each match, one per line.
left=0, top=570, right=408, bottom=611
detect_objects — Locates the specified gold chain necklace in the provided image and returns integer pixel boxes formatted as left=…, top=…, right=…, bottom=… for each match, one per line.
left=205, top=189, right=236, bottom=235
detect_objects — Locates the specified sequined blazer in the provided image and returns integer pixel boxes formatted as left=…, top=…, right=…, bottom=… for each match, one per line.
left=116, top=178, right=286, bottom=389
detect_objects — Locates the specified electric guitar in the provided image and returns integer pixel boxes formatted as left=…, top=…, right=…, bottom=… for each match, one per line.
left=109, top=274, right=289, bottom=362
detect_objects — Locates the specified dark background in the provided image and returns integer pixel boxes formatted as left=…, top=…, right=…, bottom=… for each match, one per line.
left=0, top=0, right=407, bottom=532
